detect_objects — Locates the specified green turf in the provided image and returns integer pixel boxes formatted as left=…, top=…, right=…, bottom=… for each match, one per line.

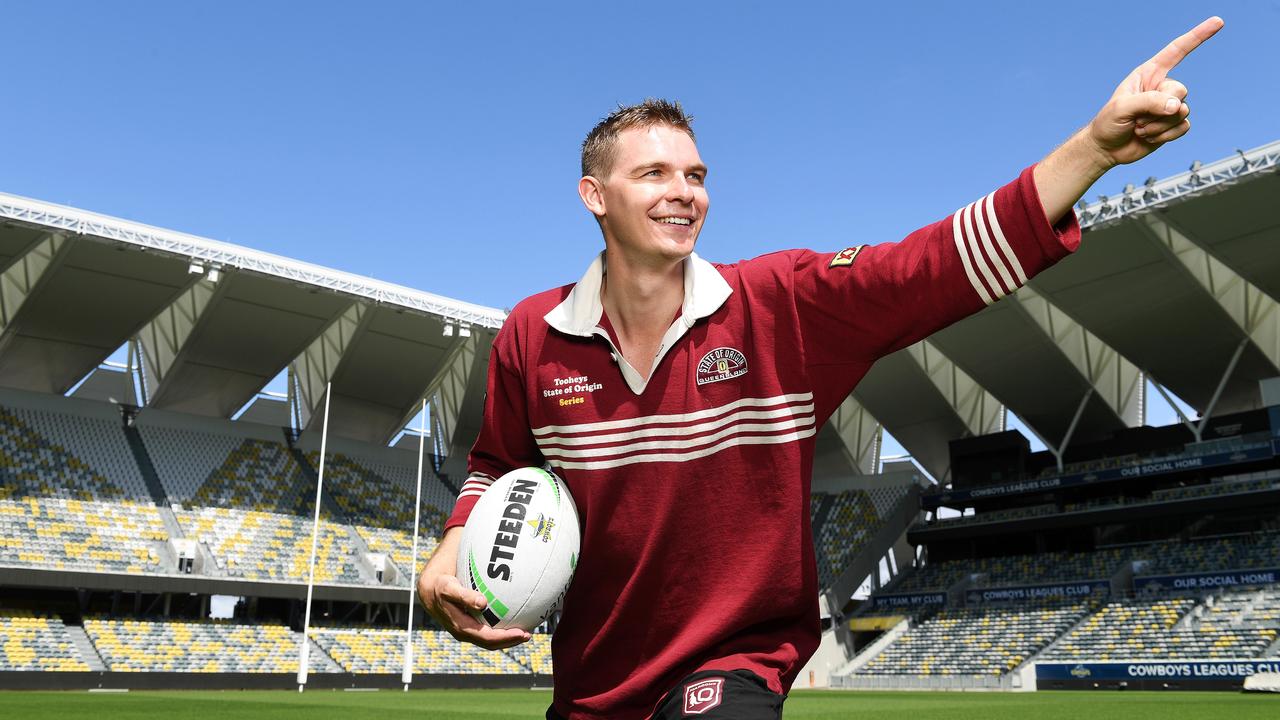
left=0, top=689, right=1275, bottom=720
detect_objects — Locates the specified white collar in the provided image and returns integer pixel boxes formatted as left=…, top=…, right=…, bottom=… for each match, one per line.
left=543, top=251, right=732, bottom=337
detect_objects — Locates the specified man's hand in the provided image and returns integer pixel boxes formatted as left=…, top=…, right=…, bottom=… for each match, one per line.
left=1034, top=17, right=1224, bottom=225
left=417, top=526, right=531, bottom=651
left=1086, top=16, right=1224, bottom=167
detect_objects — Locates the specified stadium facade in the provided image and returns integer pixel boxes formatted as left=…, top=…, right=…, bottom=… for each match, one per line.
left=0, top=139, right=1277, bottom=692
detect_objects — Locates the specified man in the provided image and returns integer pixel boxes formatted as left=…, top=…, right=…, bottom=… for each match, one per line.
left=419, top=17, right=1223, bottom=719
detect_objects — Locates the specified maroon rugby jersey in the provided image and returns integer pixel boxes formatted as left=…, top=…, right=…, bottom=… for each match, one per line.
left=444, top=165, right=1080, bottom=719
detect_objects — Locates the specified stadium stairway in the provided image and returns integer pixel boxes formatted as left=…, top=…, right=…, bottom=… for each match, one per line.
left=835, top=616, right=912, bottom=675
left=122, top=422, right=186, bottom=541
left=62, top=624, right=106, bottom=671
left=825, top=484, right=922, bottom=605
left=306, top=635, right=343, bottom=674
left=1025, top=602, right=1103, bottom=668
left=1265, top=635, right=1280, bottom=657
left=810, top=493, right=836, bottom=544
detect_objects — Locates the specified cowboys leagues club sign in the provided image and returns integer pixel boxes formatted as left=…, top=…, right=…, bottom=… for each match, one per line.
left=1037, top=660, right=1280, bottom=682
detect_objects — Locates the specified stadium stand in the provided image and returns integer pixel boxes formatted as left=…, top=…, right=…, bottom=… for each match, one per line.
left=1026, top=432, right=1272, bottom=482
left=137, top=411, right=363, bottom=584
left=856, top=601, right=1095, bottom=677
left=502, top=633, right=554, bottom=675
left=884, top=547, right=1130, bottom=594
left=813, top=485, right=911, bottom=588
left=0, top=391, right=167, bottom=574
left=1041, top=588, right=1279, bottom=661
left=1137, top=532, right=1280, bottom=578
left=939, top=504, right=1058, bottom=526
left=925, top=470, right=1280, bottom=530
left=308, top=627, right=527, bottom=674
left=1152, top=469, right=1280, bottom=501
left=302, top=441, right=453, bottom=585
left=83, top=617, right=340, bottom=673
left=0, top=611, right=89, bottom=671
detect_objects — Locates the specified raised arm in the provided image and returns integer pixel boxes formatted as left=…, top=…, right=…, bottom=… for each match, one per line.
left=1033, top=16, right=1224, bottom=225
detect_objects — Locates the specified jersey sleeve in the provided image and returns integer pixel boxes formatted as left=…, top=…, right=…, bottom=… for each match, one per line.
left=443, top=322, right=544, bottom=533
left=794, top=163, right=1080, bottom=367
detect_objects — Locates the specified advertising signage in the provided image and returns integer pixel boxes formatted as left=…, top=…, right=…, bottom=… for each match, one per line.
left=923, top=444, right=1274, bottom=508
left=1037, top=660, right=1280, bottom=682
left=1134, top=568, right=1279, bottom=593
left=870, top=592, right=946, bottom=609
left=965, top=580, right=1110, bottom=605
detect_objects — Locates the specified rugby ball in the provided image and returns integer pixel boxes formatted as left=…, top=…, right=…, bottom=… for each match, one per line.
left=456, top=466, right=580, bottom=631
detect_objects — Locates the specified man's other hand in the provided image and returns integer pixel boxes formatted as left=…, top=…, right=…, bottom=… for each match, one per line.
left=1086, top=16, right=1224, bottom=168
left=417, top=526, right=531, bottom=651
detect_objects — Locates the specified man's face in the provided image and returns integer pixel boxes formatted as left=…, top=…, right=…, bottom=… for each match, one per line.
left=591, top=124, right=709, bottom=264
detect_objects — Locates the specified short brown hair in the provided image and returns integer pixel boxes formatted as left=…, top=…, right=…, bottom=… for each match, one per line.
left=581, top=99, right=696, bottom=179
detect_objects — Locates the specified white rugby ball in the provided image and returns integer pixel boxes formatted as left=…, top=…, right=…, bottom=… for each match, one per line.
left=456, top=466, right=580, bottom=631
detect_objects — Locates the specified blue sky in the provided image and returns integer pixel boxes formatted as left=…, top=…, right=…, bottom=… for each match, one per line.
left=0, top=1, right=1270, bottom=450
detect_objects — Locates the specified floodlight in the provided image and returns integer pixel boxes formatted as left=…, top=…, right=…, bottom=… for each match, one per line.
left=442, top=322, right=454, bottom=337
left=207, top=268, right=222, bottom=283
left=188, top=261, right=205, bottom=275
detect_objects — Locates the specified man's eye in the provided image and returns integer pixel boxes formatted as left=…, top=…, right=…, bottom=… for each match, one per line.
left=645, top=169, right=662, bottom=177
left=687, top=172, right=704, bottom=183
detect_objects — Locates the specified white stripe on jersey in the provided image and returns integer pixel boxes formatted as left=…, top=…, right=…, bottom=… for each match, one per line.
left=531, top=392, right=813, bottom=436
left=457, top=473, right=495, bottom=499
left=963, top=202, right=1005, bottom=301
left=972, top=195, right=1017, bottom=296
left=982, top=190, right=1028, bottom=285
left=539, top=413, right=817, bottom=460
left=953, top=193, right=1025, bottom=305
left=547, top=426, right=819, bottom=471
left=952, top=204, right=994, bottom=305
left=535, top=401, right=815, bottom=448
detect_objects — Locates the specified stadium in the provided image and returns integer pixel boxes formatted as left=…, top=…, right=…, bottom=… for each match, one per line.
left=0, top=134, right=1278, bottom=720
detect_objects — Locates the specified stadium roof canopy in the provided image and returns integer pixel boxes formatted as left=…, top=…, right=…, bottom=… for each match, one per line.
left=0, top=192, right=503, bottom=451
left=1, top=139, right=1277, bottom=481
left=827, top=140, right=1280, bottom=482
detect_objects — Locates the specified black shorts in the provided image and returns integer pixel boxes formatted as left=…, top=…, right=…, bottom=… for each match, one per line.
left=546, top=669, right=786, bottom=719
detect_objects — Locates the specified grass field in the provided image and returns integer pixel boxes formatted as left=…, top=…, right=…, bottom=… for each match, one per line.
left=0, top=689, right=1276, bottom=720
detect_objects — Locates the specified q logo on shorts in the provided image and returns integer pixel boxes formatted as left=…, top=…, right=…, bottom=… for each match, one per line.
left=682, top=677, right=724, bottom=716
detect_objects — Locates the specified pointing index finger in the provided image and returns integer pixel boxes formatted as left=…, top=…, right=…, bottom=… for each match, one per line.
left=1143, top=16, right=1224, bottom=89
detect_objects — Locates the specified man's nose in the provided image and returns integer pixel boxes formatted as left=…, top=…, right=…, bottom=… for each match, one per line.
left=666, top=174, right=694, bottom=203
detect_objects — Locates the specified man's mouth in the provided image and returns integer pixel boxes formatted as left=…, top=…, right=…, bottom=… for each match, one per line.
left=653, top=216, right=693, bottom=226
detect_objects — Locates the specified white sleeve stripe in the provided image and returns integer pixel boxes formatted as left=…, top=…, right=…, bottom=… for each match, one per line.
left=972, top=195, right=1018, bottom=297
left=952, top=205, right=995, bottom=306
left=457, top=489, right=486, bottom=500
left=962, top=202, right=1003, bottom=303
left=983, top=190, right=1028, bottom=285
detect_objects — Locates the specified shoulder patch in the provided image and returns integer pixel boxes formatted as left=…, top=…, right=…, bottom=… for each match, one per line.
left=829, top=245, right=863, bottom=268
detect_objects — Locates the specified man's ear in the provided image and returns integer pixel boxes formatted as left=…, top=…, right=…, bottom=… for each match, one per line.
left=579, top=176, right=606, bottom=219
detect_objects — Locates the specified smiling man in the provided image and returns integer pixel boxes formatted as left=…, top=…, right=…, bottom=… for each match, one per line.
left=419, top=17, right=1224, bottom=720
